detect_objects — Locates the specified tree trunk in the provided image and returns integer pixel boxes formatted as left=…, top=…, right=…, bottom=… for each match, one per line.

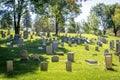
left=55, top=21, right=58, bottom=36
left=113, top=22, right=117, bottom=36
left=55, top=15, right=58, bottom=36
left=113, top=27, right=117, bottom=36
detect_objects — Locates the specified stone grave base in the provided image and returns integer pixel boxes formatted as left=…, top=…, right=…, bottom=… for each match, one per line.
left=85, top=59, right=98, bottom=64
left=56, top=52, right=64, bottom=55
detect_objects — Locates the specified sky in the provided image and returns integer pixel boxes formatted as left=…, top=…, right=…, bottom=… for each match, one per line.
left=74, top=0, right=120, bottom=22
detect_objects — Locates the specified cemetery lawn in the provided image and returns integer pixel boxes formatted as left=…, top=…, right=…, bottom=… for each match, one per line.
left=0, top=30, right=120, bottom=80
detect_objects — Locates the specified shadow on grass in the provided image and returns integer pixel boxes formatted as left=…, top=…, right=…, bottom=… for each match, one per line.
left=0, top=38, right=70, bottom=78
left=0, top=39, right=48, bottom=78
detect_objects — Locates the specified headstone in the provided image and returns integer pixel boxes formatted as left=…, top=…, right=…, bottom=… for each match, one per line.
left=104, top=49, right=109, bottom=56
left=67, top=52, right=74, bottom=62
left=66, top=61, right=72, bottom=72
left=51, top=56, right=59, bottom=62
left=85, top=44, right=89, bottom=51
left=42, top=39, right=46, bottom=46
left=23, top=31, right=28, bottom=39
left=110, top=40, right=114, bottom=50
left=95, top=46, right=99, bottom=51
left=18, top=38, right=24, bottom=45
left=85, top=59, right=98, bottom=64
left=60, top=42, right=64, bottom=47
left=46, top=46, right=53, bottom=55
left=103, top=38, right=107, bottom=44
left=13, top=34, right=21, bottom=43
left=33, top=54, right=40, bottom=60
left=56, top=52, right=64, bottom=55
left=116, top=40, right=120, bottom=52
left=40, top=61, right=48, bottom=71
left=2, top=33, right=6, bottom=38
left=105, top=54, right=112, bottom=70
left=52, top=42, right=58, bottom=50
left=7, top=60, right=13, bottom=72
left=68, top=40, right=72, bottom=47
left=20, top=50, right=29, bottom=60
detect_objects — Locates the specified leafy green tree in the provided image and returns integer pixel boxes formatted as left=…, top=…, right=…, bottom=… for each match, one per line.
left=1, top=12, right=13, bottom=29
left=112, top=5, right=120, bottom=36
left=89, top=13, right=100, bottom=35
left=22, top=9, right=32, bottom=31
left=82, top=20, right=90, bottom=33
left=0, top=0, right=28, bottom=34
left=90, top=3, right=107, bottom=35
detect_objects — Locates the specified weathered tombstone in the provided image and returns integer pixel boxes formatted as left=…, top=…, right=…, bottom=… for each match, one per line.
left=51, top=56, right=59, bottom=62
left=18, top=38, right=24, bottom=45
left=13, top=34, right=21, bottom=43
left=60, top=42, right=64, bottom=47
left=23, top=31, right=28, bottom=39
left=95, top=46, right=99, bottom=51
left=85, top=44, right=89, bottom=51
left=68, top=40, right=72, bottom=47
left=110, top=40, right=114, bottom=50
left=7, top=60, right=13, bottom=72
left=66, top=61, right=72, bottom=72
left=56, top=52, right=64, bottom=55
left=42, top=39, right=46, bottom=46
left=52, top=42, right=58, bottom=50
left=2, top=33, right=6, bottom=38
left=85, top=59, right=98, bottom=64
left=40, top=61, right=48, bottom=71
left=104, top=49, right=109, bottom=56
left=33, top=54, right=40, bottom=60
left=103, top=38, right=107, bottom=44
left=67, top=52, right=74, bottom=62
left=105, top=54, right=112, bottom=70
left=64, top=37, right=67, bottom=42
left=116, top=40, right=120, bottom=52
left=20, top=50, right=29, bottom=60
left=46, top=46, right=53, bottom=55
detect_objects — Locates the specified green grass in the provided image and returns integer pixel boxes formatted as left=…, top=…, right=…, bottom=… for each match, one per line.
left=0, top=30, right=120, bottom=80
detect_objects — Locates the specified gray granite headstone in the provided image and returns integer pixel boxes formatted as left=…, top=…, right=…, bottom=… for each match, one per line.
left=52, top=42, right=58, bottom=50
left=23, top=31, right=28, bottom=39
left=40, top=61, right=48, bottom=71
left=51, top=56, right=59, bottom=62
left=66, top=61, right=72, bottom=72
left=67, top=52, right=74, bottom=62
left=105, top=54, right=112, bottom=70
left=20, top=50, right=29, bottom=60
left=7, top=60, right=13, bottom=72
left=46, top=45, right=53, bottom=55
left=110, top=40, right=114, bottom=50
